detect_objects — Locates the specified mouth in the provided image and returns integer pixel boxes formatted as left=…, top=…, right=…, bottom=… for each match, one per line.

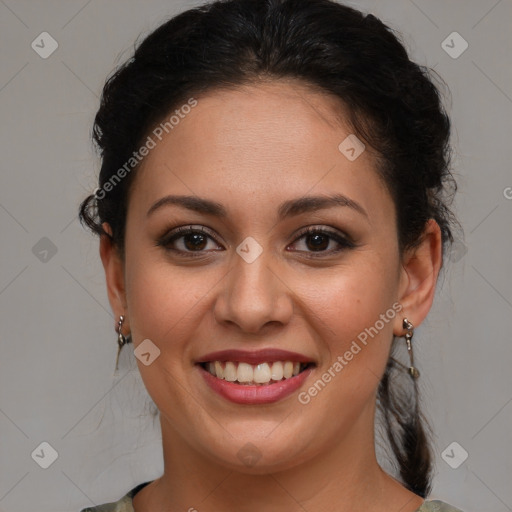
left=197, top=360, right=315, bottom=386
left=194, top=348, right=317, bottom=403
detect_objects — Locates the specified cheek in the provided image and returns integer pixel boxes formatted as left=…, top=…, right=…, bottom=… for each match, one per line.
left=304, top=259, right=398, bottom=342
left=123, top=254, right=210, bottom=405
left=123, top=252, right=205, bottom=347
left=296, top=268, right=399, bottom=422
left=299, top=261, right=399, bottom=411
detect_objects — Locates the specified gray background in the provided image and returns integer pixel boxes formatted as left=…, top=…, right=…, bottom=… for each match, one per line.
left=0, top=1, right=511, bottom=511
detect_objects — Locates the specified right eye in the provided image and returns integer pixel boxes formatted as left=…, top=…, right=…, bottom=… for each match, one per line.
left=156, top=225, right=223, bottom=257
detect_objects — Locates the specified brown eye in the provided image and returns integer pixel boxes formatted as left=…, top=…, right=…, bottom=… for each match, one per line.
left=289, top=226, right=355, bottom=256
left=157, top=225, right=222, bottom=257
left=157, top=224, right=355, bottom=259
left=304, top=232, right=330, bottom=251
left=181, top=232, right=209, bottom=251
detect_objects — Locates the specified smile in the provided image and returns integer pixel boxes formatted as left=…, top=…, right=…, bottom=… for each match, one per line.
left=196, top=361, right=315, bottom=405
left=199, top=360, right=313, bottom=385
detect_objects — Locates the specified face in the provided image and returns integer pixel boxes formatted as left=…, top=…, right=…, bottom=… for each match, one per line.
left=101, top=80, right=438, bottom=474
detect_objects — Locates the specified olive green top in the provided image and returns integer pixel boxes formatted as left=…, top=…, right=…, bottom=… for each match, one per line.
left=79, top=481, right=465, bottom=512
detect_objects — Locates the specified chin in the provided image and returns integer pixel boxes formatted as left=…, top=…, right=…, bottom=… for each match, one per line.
left=196, top=431, right=316, bottom=474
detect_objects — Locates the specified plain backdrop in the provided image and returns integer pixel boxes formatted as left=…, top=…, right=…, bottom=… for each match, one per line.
left=0, top=1, right=511, bottom=511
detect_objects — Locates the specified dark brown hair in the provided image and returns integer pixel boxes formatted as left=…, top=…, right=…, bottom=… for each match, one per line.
left=79, top=0, right=459, bottom=498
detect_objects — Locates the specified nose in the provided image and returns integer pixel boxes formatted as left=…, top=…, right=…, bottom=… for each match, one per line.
left=213, top=247, right=294, bottom=334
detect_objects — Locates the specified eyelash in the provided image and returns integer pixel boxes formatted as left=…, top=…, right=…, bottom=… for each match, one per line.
left=156, top=224, right=356, bottom=259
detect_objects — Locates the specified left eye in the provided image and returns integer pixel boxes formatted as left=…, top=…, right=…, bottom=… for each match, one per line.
left=157, top=225, right=354, bottom=257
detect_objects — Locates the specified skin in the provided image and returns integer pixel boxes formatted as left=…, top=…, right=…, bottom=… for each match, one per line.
left=100, top=79, right=442, bottom=512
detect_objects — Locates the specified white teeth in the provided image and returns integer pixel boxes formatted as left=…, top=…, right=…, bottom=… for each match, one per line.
left=203, top=360, right=309, bottom=384
left=254, top=363, right=271, bottom=383
left=237, top=362, right=253, bottom=383
left=283, top=361, right=293, bottom=378
left=224, top=361, right=237, bottom=382
left=214, top=361, right=224, bottom=379
left=270, top=361, right=283, bottom=380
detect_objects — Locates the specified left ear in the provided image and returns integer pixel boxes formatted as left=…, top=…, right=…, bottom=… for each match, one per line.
left=393, top=219, right=443, bottom=335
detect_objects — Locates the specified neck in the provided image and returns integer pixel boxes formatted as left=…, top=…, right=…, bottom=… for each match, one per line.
left=133, top=399, right=424, bottom=512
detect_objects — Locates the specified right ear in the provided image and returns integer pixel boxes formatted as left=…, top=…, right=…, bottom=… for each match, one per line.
left=99, top=222, right=129, bottom=332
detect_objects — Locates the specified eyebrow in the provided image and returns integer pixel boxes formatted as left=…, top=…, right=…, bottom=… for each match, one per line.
left=146, top=193, right=368, bottom=220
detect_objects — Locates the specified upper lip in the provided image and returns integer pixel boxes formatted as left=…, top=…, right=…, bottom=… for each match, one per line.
left=195, top=348, right=316, bottom=365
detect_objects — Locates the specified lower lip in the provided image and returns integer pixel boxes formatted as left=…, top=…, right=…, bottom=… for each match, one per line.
left=197, top=364, right=314, bottom=404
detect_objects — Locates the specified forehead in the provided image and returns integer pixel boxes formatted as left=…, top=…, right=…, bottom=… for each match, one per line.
left=128, top=80, right=391, bottom=223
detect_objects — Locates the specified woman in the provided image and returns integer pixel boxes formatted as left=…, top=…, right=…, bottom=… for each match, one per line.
left=78, top=0, right=464, bottom=510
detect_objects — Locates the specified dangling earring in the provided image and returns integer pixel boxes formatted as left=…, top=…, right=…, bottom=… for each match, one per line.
left=402, top=318, right=420, bottom=379
left=114, top=315, right=128, bottom=373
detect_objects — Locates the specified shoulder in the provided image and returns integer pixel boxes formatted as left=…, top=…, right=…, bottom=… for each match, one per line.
left=79, top=493, right=132, bottom=512
left=418, top=499, right=465, bottom=512
left=79, top=481, right=153, bottom=512
left=79, top=489, right=465, bottom=512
